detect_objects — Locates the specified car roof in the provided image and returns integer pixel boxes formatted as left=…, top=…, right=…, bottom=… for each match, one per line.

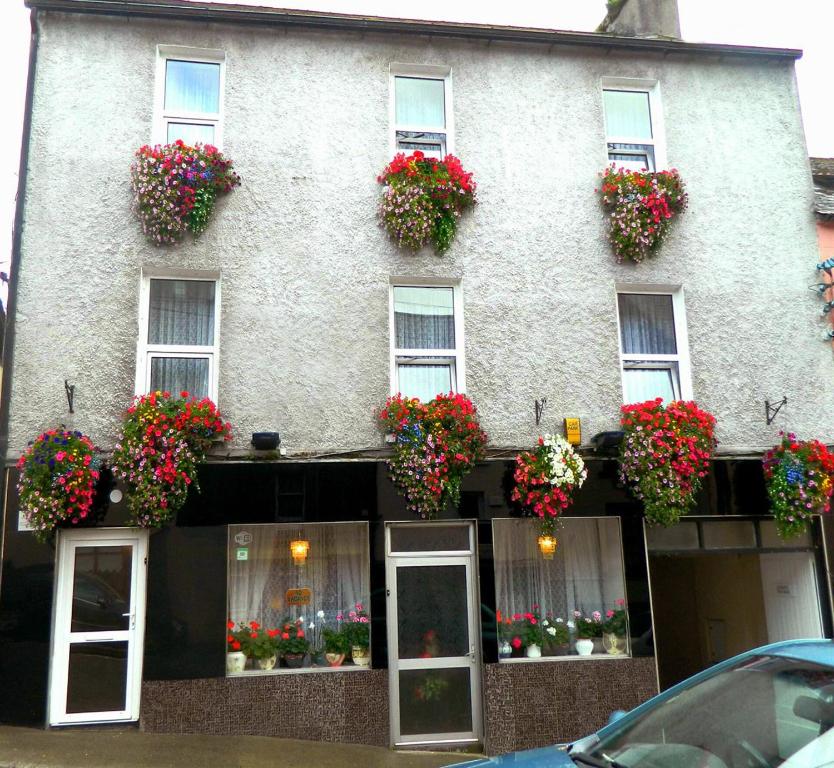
left=752, top=638, right=834, bottom=666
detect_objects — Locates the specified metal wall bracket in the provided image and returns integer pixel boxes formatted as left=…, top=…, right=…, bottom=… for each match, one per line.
left=765, top=396, right=787, bottom=425
left=64, top=380, right=75, bottom=414
left=535, top=398, right=546, bottom=426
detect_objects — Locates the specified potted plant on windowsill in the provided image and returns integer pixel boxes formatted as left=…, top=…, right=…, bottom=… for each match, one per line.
left=574, top=610, right=603, bottom=656
left=518, top=607, right=544, bottom=658
left=322, top=627, right=351, bottom=667
left=278, top=619, right=310, bottom=668
left=244, top=622, right=281, bottom=671
left=226, top=620, right=248, bottom=673
left=542, top=617, right=571, bottom=657
left=602, top=600, right=628, bottom=655
left=342, top=603, right=371, bottom=667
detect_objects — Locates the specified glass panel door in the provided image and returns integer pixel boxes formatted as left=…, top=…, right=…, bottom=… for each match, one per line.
left=49, top=530, right=148, bottom=725
left=386, top=523, right=481, bottom=746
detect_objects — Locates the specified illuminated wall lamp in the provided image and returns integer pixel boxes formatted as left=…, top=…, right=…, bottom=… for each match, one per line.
left=537, top=534, right=557, bottom=560
left=290, top=539, right=310, bottom=566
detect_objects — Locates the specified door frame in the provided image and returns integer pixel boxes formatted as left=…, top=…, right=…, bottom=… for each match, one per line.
left=48, top=528, right=149, bottom=726
left=385, top=521, right=483, bottom=748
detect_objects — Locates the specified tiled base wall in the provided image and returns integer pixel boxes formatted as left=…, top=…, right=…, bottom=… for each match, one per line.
left=484, top=657, right=658, bottom=754
left=141, top=671, right=390, bottom=746
left=142, top=658, right=657, bottom=753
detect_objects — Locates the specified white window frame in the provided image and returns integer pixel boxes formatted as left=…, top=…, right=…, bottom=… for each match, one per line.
left=615, top=284, right=692, bottom=404
left=153, top=45, right=226, bottom=147
left=601, top=77, right=667, bottom=171
left=389, top=63, right=454, bottom=159
left=389, top=280, right=466, bottom=399
left=135, top=270, right=221, bottom=402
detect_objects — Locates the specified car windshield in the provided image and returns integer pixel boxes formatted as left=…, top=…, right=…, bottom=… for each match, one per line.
left=587, top=654, right=834, bottom=768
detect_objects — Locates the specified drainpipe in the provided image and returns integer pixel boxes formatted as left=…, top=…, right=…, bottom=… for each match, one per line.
left=0, top=8, right=40, bottom=590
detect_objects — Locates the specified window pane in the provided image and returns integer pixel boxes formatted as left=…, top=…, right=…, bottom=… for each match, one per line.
left=165, top=59, right=220, bottom=114
left=603, top=89, right=652, bottom=139
left=71, top=546, right=132, bottom=633
left=399, top=668, right=472, bottom=736
left=394, top=286, right=455, bottom=349
left=701, top=521, right=757, bottom=549
left=227, top=523, right=371, bottom=672
left=618, top=294, right=677, bottom=355
left=395, top=76, right=445, bottom=128
left=150, top=357, right=210, bottom=399
left=397, top=364, right=452, bottom=403
left=493, top=518, right=629, bottom=659
left=390, top=525, right=471, bottom=553
left=608, top=143, right=655, bottom=172
left=149, top=279, right=215, bottom=346
left=622, top=366, right=678, bottom=404
left=66, top=641, right=128, bottom=714
left=167, top=122, right=215, bottom=145
left=396, top=131, right=446, bottom=159
left=646, top=522, right=700, bottom=551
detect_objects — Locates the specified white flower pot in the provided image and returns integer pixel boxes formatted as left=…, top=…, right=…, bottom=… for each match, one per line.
left=575, top=639, right=594, bottom=656
left=226, top=651, right=247, bottom=673
left=351, top=645, right=370, bottom=667
left=525, top=643, right=542, bottom=658
left=256, top=654, right=277, bottom=670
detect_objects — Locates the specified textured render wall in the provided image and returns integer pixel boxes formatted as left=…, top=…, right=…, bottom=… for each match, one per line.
left=8, top=10, right=833, bottom=460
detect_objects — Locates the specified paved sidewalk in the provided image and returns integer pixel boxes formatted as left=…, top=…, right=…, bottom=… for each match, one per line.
left=0, top=727, right=481, bottom=768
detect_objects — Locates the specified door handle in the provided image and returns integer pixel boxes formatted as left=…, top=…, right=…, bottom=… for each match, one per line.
left=469, top=644, right=476, bottom=662
left=122, top=612, right=136, bottom=630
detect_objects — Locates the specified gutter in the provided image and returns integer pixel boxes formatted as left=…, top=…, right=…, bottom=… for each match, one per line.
left=0, top=8, right=40, bottom=588
left=24, top=0, right=802, bottom=61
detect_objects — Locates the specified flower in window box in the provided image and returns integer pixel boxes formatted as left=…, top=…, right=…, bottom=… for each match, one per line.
left=377, top=151, right=476, bottom=255
left=574, top=610, right=604, bottom=640
left=131, top=140, right=241, bottom=245
left=763, top=433, right=834, bottom=539
left=111, top=390, right=232, bottom=528
left=618, top=398, right=716, bottom=527
left=511, top=434, right=587, bottom=538
left=597, top=164, right=688, bottom=264
left=379, top=393, right=488, bottom=519
left=16, top=428, right=102, bottom=542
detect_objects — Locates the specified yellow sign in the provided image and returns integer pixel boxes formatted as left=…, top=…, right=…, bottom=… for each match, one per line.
left=286, top=588, right=312, bottom=606
left=564, top=417, right=581, bottom=446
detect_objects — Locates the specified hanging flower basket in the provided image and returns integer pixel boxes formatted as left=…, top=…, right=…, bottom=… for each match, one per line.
left=17, top=429, right=101, bottom=542
left=379, top=393, right=487, bottom=519
left=377, top=151, right=476, bottom=255
left=597, top=165, right=688, bottom=264
left=131, top=140, right=241, bottom=245
left=511, top=435, right=587, bottom=538
left=111, top=391, right=232, bottom=527
left=763, top=433, right=834, bottom=538
left=619, top=398, right=716, bottom=526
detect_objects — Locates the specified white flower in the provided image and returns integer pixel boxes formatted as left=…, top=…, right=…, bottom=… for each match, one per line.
left=299, top=616, right=305, bottom=623
left=555, top=617, right=564, bottom=624
left=547, top=626, right=557, bottom=636
left=317, top=610, right=325, bottom=619
left=542, top=619, right=550, bottom=627
left=309, top=622, right=315, bottom=629
left=567, top=620, right=575, bottom=629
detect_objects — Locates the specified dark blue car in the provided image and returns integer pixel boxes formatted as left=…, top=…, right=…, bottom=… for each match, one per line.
left=453, top=640, right=834, bottom=768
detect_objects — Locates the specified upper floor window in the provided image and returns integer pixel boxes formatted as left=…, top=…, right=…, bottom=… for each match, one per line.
left=391, top=65, right=453, bottom=159
left=136, top=275, right=220, bottom=401
left=602, top=79, right=664, bottom=171
left=155, top=47, right=224, bottom=146
left=616, top=287, right=691, bottom=404
left=390, top=284, right=464, bottom=402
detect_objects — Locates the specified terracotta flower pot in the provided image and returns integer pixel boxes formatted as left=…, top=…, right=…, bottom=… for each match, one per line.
left=325, top=652, right=345, bottom=667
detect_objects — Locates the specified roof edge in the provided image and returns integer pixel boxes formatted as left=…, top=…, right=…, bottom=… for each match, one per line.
left=24, top=0, right=803, bottom=60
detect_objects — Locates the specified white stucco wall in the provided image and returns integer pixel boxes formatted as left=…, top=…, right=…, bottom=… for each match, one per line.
left=7, top=10, right=832, bottom=459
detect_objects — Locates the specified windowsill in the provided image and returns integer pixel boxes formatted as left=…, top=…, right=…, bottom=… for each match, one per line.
left=498, top=653, right=631, bottom=663
left=227, top=665, right=372, bottom=678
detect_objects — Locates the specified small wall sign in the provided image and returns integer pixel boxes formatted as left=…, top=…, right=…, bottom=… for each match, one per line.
left=235, top=548, right=249, bottom=561
left=564, top=417, right=582, bottom=445
left=286, top=588, right=312, bottom=606
left=234, top=531, right=253, bottom=546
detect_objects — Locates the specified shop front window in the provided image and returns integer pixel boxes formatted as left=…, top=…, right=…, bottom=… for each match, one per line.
left=227, top=522, right=371, bottom=674
left=492, top=517, right=630, bottom=660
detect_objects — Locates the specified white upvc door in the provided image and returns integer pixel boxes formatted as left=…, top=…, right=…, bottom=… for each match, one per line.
left=49, top=529, right=149, bottom=726
left=385, top=522, right=482, bottom=747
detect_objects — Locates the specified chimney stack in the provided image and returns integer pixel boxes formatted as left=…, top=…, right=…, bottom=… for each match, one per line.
left=598, top=0, right=682, bottom=40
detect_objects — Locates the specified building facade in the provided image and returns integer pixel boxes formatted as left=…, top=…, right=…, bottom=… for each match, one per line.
left=1, top=0, right=833, bottom=754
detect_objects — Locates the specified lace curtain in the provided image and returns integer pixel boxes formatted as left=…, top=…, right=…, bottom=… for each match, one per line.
left=493, top=517, right=626, bottom=623
left=227, top=523, right=370, bottom=638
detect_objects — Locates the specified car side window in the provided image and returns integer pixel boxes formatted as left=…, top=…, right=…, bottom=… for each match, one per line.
left=774, top=670, right=834, bottom=759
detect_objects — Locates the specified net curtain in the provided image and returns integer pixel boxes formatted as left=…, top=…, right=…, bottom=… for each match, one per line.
left=493, top=518, right=626, bottom=622
left=227, top=523, right=370, bottom=638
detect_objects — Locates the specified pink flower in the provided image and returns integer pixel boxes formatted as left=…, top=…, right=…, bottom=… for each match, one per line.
left=511, top=637, right=522, bottom=650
